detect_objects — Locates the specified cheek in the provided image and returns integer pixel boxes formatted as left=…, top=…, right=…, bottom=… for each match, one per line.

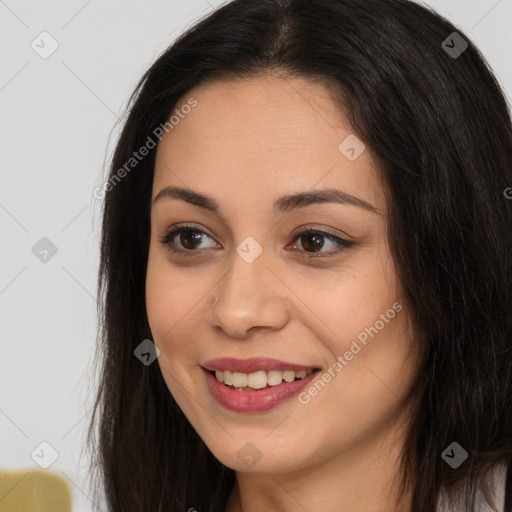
left=291, top=247, right=415, bottom=415
left=146, top=256, right=173, bottom=343
left=145, top=255, right=213, bottom=432
left=146, top=248, right=187, bottom=360
left=290, top=247, right=400, bottom=353
left=145, top=246, right=214, bottom=375
left=292, top=310, right=416, bottom=464
left=146, top=243, right=196, bottom=337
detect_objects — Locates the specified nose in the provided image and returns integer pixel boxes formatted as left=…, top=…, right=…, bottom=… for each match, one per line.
left=210, top=250, right=289, bottom=338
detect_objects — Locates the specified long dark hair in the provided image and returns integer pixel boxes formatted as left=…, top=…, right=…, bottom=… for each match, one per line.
left=87, top=1, right=512, bottom=510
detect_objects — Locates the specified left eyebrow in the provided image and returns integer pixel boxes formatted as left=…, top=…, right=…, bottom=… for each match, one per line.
left=272, top=188, right=380, bottom=215
left=152, top=186, right=380, bottom=215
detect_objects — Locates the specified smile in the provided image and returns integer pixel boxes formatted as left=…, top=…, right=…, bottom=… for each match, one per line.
left=201, top=358, right=321, bottom=413
left=212, top=369, right=315, bottom=390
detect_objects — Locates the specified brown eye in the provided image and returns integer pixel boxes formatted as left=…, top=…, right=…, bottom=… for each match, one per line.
left=300, top=233, right=326, bottom=252
left=159, top=225, right=354, bottom=259
left=179, top=229, right=204, bottom=250
left=159, top=226, right=217, bottom=255
left=289, top=229, right=355, bottom=259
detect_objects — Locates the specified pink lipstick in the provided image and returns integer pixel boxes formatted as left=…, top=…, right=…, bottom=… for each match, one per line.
left=202, top=357, right=320, bottom=413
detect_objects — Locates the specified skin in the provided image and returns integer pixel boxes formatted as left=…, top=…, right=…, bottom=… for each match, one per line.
left=145, top=74, right=421, bottom=512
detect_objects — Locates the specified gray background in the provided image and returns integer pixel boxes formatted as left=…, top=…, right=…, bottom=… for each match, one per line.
left=1, top=1, right=511, bottom=510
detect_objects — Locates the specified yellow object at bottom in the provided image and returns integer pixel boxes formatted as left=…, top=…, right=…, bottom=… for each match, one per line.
left=0, top=469, right=72, bottom=512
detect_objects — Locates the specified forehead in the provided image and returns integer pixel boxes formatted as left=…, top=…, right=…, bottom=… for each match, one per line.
left=153, top=75, right=385, bottom=214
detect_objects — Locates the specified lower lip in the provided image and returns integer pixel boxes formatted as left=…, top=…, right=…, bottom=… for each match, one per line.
left=202, top=368, right=319, bottom=413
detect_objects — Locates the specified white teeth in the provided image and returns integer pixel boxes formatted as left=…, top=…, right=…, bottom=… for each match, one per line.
left=267, top=370, right=283, bottom=386
left=282, top=370, right=295, bottom=383
left=213, top=369, right=314, bottom=389
left=232, top=372, right=248, bottom=388
left=247, top=371, right=267, bottom=389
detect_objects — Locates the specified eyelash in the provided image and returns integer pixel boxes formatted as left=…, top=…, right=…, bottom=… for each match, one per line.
left=158, top=224, right=355, bottom=259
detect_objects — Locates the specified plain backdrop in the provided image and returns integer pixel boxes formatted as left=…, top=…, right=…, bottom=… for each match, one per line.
left=1, top=1, right=511, bottom=510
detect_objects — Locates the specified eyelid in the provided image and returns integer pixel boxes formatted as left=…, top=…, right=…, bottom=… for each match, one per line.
left=287, top=228, right=354, bottom=259
left=159, top=223, right=355, bottom=258
left=289, top=223, right=354, bottom=241
left=158, top=223, right=219, bottom=254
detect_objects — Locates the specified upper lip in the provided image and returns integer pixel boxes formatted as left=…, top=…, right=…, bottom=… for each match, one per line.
left=202, top=357, right=319, bottom=373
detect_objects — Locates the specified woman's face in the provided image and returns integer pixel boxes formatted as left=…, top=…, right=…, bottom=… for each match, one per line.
left=146, top=75, right=420, bottom=473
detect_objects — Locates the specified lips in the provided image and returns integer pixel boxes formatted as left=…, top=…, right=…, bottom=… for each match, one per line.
left=203, top=367, right=319, bottom=413
left=202, top=357, right=319, bottom=373
left=201, top=357, right=322, bottom=413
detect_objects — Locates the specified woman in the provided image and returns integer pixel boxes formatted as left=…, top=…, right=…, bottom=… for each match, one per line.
left=87, top=0, right=512, bottom=510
